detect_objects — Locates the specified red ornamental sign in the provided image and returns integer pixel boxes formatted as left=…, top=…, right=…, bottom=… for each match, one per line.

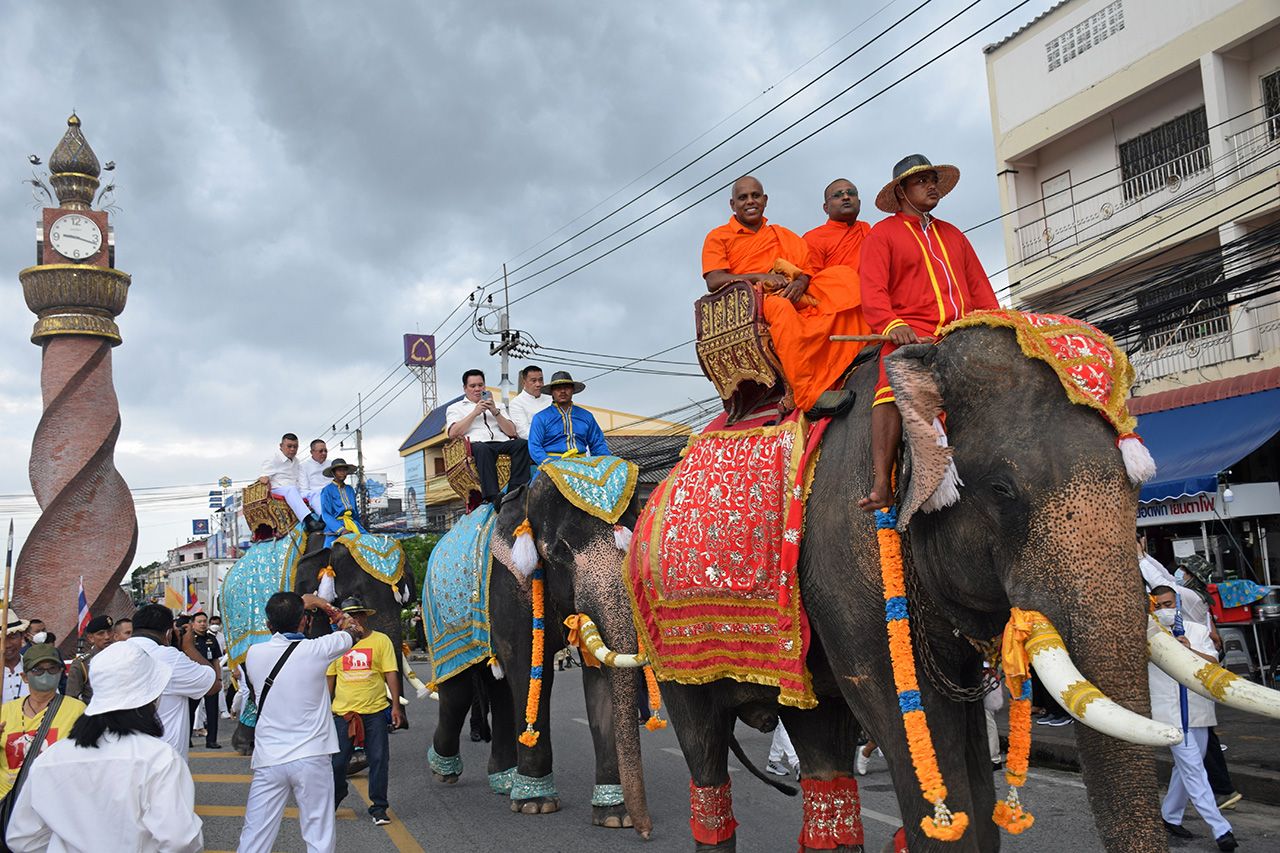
left=403, top=334, right=436, bottom=367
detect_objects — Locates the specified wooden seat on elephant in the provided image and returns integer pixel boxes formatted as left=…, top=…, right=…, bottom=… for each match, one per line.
left=443, top=437, right=511, bottom=511
left=694, top=281, right=786, bottom=424
left=242, top=481, right=297, bottom=542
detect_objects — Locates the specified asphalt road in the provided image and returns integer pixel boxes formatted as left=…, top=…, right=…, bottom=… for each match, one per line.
left=196, top=663, right=1280, bottom=852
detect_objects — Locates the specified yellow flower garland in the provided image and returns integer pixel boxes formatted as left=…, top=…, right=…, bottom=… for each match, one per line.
left=518, top=563, right=546, bottom=748
left=875, top=507, right=968, bottom=841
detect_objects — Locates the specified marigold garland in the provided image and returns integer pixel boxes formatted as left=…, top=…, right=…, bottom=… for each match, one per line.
left=875, top=507, right=968, bottom=841
left=994, top=609, right=1043, bottom=834
left=518, top=563, right=546, bottom=748
left=643, top=665, right=667, bottom=731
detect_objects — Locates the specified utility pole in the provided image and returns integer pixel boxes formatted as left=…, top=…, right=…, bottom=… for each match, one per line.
left=490, top=264, right=519, bottom=404
left=356, top=393, right=367, bottom=520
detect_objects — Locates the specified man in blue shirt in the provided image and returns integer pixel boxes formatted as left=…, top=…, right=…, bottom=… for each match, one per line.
left=319, top=457, right=365, bottom=547
left=527, top=372, right=610, bottom=468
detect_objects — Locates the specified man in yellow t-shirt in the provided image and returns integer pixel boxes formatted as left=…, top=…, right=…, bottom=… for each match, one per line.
left=326, top=596, right=401, bottom=826
left=0, top=644, right=86, bottom=796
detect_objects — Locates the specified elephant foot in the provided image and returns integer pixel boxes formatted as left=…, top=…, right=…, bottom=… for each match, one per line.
left=510, top=796, right=560, bottom=815
left=695, top=838, right=736, bottom=852
left=432, top=771, right=461, bottom=784
left=591, top=803, right=633, bottom=829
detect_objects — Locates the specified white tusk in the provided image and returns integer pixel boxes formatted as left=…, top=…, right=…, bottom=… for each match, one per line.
left=1147, top=615, right=1280, bottom=720
left=574, top=614, right=648, bottom=669
left=1026, top=615, right=1182, bottom=747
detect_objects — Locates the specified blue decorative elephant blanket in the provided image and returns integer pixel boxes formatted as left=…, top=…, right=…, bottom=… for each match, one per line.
left=539, top=454, right=638, bottom=525
left=423, top=503, right=497, bottom=687
left=335, top=532, right=405, bottom=588
left=222, top=522, right=307, bottom=672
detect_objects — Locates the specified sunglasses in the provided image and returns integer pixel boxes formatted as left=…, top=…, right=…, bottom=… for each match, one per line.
left=29, top=664, right=62, bottom=675
left=828, top=188, right=858, bottom=199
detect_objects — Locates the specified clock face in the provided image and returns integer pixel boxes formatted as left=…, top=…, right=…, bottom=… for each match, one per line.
left=49, top=213, right=103, bottom=261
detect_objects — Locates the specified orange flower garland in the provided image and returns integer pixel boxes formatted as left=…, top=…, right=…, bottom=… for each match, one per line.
left=875, top=507, right=968, bottom=841
left=643, top=665, right=667, bottom=731
left=994, top=607, right=1043, bottom=833
left=518, top=564, right=546, bottom=748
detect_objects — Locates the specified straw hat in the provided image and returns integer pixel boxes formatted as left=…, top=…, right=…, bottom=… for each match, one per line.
left=322, top=457, right=355, bottom=478
left=874, top=154, right=961, bottom=213
left=85, top=640, right=172, bottom=716
left=544, top=371, right=585, bottom=393
left=3, top=609, right=29, bottom=636
left=338, top=595, right=376, bottom=616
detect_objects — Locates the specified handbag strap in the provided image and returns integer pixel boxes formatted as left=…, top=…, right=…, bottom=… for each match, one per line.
left=11, top=695, right=63, bottom=796
left=252, top=640, right=300, bottom=721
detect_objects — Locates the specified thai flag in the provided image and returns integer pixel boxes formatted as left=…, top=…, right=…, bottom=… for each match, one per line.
left=77, top=576, right=90, bottom=636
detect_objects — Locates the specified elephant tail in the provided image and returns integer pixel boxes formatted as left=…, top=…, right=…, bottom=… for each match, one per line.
left=729, top=735, right=797, bottom=796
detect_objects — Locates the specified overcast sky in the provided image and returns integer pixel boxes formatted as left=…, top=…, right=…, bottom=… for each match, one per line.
left=0, top=0, right=1059, bottom=568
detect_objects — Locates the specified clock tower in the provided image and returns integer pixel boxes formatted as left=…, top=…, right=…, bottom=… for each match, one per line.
left=16, top=114, right=137, bottom=653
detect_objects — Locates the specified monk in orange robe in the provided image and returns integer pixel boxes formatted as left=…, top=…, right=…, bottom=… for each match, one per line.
left=701, top=176, right=870, bottom=413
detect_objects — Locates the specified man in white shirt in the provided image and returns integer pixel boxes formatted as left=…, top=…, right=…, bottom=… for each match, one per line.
left=126, top=605, right=219, bottom=758
left=1139, top=532, right=1210, bottom=627
left=2, top=613, right=30, bottom=704
left=444, top=369, right=531, bottom=505
left=298, top=439, right=332, bottom=511
left=507, top=365, right=552, bottom=440
left=237, top=592, right=364, bottom=853
left=257, top=432, right=320, bottom=526
left=1148, top=586, right=1237, bottom=850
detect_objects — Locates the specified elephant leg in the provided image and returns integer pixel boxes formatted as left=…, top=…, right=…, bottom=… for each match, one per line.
left=663, top=683, right=739, bottom=853
left=780, top=702, right=865, bottom=853
left=480, top=665, right=519, bottom=796
left=429, top=672, right=473, bottom=784
left=581, top=664, right=630, bottom=829
left=490, top=567, right=560, bottom=815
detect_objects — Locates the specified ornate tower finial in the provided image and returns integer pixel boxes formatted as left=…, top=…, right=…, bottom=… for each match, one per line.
left=48, top=113, right=100, bottom=209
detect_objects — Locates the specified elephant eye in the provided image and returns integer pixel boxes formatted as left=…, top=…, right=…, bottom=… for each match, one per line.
left=990, top=479, right=1018, bottom=500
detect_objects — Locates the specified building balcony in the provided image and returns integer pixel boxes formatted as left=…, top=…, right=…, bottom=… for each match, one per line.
left=1011, top=112, right=1280, bottom=269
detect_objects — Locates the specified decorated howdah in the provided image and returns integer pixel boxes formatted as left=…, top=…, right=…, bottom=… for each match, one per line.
left=625, top=412, right=828, bottom=708
left=694, top=281, right=785, bottom=423
left=422, top=503, right=498, bottom=687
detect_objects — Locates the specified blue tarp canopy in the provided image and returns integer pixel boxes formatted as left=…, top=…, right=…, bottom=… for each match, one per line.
left=1138, top=388, right=1280, bottom=503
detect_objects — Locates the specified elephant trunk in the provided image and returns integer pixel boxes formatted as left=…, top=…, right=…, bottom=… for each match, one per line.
left=608, top=658, right=653, bottom=839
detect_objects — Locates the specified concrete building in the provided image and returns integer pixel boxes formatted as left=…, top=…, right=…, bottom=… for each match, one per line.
left=163, top=536, right=235, bottom=616
left=984, top=1, right=1280, bottom=610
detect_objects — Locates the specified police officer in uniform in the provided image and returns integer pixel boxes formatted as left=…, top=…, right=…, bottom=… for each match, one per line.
left=65, top=614, right=114, bottom=703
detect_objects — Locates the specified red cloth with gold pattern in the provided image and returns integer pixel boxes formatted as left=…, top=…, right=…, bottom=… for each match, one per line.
left=799, top=776, right=865, bottom=850
left=626, top=410, right=828, bottom=708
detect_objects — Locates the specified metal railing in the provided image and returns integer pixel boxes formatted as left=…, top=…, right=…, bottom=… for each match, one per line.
left=1131, top=326, right=1235, bottom=382
left=1014, top=113, right=1280, bottom=263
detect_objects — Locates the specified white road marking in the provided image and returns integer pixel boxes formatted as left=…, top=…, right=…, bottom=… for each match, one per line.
left=573, top=717, right=589, bottom=725
left=1026, top=769, right=1086, bottom=789
left=660, top=746, right=738, bottom=772
left=859, top=807, right=902, bottom=827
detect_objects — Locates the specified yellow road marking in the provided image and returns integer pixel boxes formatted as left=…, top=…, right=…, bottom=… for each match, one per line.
left=191, top=773, right=255, bottom=783
left=196, top=805, right=356, bottom=820
left=351, top=776, right=424, bottom=852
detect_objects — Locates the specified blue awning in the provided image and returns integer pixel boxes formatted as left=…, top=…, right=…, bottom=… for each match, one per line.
left=1138, top=388, right=1280, bottom=503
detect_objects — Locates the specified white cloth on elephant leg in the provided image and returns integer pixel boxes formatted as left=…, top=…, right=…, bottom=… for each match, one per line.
left=1161, top=726, right=1232, bottom=839
left=237, top=755, right=335, bottom=853
left=768, top=722, right=798, bottom=767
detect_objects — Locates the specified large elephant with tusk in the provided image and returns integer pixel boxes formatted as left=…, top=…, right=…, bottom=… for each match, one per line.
left=582, top=319, right=1280, bottom=852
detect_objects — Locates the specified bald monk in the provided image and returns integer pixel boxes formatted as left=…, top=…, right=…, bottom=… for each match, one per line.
left=701, top=176, right=869, bottom=413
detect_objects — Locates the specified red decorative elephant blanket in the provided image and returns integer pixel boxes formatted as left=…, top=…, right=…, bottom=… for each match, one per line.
left=625, top=409, right=828, bottom=708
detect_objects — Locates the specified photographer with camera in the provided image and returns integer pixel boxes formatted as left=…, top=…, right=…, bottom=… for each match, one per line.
left=126, top=605, right=218, bottom=759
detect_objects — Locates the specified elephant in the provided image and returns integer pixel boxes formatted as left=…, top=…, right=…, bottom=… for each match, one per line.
left=423, top=489, right=651, bottom=835
left=575, top=325, right=1280, bottom=852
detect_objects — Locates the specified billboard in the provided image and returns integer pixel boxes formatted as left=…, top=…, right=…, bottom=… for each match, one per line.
left=192, top=519, right=210, bottom=536
left=403, top=333, right=436, bottom=367
left=365, top=472, right=390, bottom=510
left=403, top=451, right=425, bottom=518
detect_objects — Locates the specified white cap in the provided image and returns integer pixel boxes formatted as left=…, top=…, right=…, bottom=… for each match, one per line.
left=85, top=641, right=172, bottom=717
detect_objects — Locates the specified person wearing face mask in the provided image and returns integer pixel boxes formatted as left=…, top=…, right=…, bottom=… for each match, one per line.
left=0, top=644, right=85, bottom=797
left=857, top=155, right=1001, bottom=511
left=1148, top=585, right=1238, bottom=851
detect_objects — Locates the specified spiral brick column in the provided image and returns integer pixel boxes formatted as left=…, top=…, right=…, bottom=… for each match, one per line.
left=15, top=115, right=137, bottom=656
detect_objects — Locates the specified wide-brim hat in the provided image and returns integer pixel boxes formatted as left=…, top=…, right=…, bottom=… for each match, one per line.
left=339, top=595, right=376, bottom=616
left=875, top=154, right=960, bottom=213
left=85, top=639, right=172, bottom=716
left=544, top=371, right=585, bottom=393
left=3, top=609, right=29, bottom=636
left=323, top=457, right=355, bottom=478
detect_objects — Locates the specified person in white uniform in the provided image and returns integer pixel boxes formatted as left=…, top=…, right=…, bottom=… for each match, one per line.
left=257, top=432, right=320, bottom=526
left=126, top=605, right=219, bottom=758
left=297, top=439, right=332, bottom=513
left=5, top=640, right=204, bottom=853
left=506, top=365, right=552, bottom=440
left=1148, top=585, right=1237, bottom=851
left=236, top=592, right=364, bottom=853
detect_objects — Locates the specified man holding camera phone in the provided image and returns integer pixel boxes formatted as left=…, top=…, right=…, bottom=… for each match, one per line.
left=444, top=369, right=531, bottom=505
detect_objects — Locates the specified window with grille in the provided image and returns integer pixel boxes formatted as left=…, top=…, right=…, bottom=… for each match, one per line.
left=1118, top=106, right=1210, bottom=201
left=1264, top=69, right=1280, bottom=141
left=1138, top=255, right=1229, bottom=349
left=1046, top=1, right=1124, bottom=71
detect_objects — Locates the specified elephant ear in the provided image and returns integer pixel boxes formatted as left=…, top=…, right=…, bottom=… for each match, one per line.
left=884, top=344, right=962, bottom=531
